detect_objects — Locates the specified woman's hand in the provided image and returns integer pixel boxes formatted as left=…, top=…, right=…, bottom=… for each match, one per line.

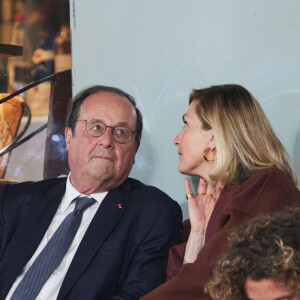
left=183, top=177, right=222, bottom=264
left=185, top=177, right=220, bottom=233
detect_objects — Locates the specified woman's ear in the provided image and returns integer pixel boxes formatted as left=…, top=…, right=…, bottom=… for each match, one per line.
left=209, top=134, right=216, bottom=150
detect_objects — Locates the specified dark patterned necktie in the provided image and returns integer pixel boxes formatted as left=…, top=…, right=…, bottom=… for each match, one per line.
left=10, top=196, right=96, bottom=300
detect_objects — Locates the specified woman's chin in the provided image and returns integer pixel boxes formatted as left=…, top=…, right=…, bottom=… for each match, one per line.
left=178, top=167, right=209, bottom=180
left=178, top=166, right=197, bottom=177
left=178, top=165, right=187, bottom=175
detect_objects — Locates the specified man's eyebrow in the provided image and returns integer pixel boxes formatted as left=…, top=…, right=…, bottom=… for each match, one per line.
left=246, top=293, right=295, bottom=300
left=245, top=297, right=294, bottom=300
left=274, top=295, right=294, bottom=300
left=89, top=119, right=131, bottom=128
left=115, top=122, right=132, bottom=128
left=113, top=121, right=136, bottom=130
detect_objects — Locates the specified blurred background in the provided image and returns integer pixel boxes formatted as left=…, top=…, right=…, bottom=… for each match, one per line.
left=0, top=0, right=70, bottom=113
left=1, top=0, right=299, bottom=218
left=0, top=0, right=70, bottom=182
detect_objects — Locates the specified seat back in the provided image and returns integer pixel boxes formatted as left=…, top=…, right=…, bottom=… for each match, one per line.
left=43, top=69, right=72, bottom=179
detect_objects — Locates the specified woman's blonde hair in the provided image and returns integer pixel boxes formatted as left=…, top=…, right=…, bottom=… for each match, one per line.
left=189, top=84, right=297, bottom=184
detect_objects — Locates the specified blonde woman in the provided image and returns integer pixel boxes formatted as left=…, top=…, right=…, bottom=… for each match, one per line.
left=206, top=208, right=300, bottom=300
left=142, top=84, right=300, bottom=300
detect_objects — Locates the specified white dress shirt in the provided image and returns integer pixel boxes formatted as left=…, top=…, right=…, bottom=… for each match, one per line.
left=6, top=174, right=108, bottom=300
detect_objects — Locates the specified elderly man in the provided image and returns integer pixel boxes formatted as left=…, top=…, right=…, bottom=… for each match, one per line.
left=0, top=85, right=182, bottom=300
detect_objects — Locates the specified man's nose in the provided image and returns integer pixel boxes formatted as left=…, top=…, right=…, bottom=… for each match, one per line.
left=98, top=128, right=115, bottom=148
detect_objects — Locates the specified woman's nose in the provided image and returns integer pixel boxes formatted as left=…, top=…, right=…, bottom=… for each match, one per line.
left=173, top=130, right=182, bottom=146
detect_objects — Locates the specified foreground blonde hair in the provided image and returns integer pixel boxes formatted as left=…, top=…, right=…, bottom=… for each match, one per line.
left=190, top=84, right=297, bottom=184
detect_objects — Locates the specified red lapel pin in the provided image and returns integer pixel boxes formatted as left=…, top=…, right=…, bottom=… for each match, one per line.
left=118, top=204, right=122, bottom=209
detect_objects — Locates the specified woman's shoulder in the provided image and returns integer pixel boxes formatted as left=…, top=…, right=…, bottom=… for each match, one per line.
left=226, top=167, right=296, bottom=193
left=223, top=167, right=300, bottom=214
left=247, top=167, right=298, bottom=193
left=250, top=167, right=293, bottom=181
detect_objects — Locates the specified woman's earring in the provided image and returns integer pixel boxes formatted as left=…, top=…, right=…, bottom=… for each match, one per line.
left=203, top=148, right=215, bottom=164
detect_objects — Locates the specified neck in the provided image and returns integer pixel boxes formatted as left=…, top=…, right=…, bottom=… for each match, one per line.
left=69, top=174, right=116, bottom=194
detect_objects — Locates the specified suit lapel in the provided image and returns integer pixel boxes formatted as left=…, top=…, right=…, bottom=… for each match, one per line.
left=58, top=179, right=132, bottom=300
left=0, top=179, right=66, bottom=299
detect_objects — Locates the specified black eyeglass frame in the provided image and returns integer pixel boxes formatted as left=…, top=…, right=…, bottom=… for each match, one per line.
left=77, top=119, right=136, bottom=144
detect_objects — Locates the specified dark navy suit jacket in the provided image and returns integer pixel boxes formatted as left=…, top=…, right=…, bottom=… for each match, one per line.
left=0, top=177, right=182, bottom=300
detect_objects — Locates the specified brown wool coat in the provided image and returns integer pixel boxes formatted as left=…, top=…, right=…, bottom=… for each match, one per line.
left=141, top=168, right=300, bottom=300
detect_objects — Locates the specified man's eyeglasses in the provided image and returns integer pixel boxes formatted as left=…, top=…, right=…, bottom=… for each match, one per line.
left=77, top=120, right=135, bottom=144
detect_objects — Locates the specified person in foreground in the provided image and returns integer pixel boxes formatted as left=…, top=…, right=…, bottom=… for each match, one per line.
left=206, top=207, right=300, bottom=300
left=142, top=84, right=300, bottom=300
left=0, top=85, right=182, bottom=300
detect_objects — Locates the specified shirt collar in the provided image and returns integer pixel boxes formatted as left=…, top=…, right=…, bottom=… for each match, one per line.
left=61, top=173, right=108, bottom=212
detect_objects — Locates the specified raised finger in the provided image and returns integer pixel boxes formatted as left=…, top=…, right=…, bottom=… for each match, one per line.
left=197, top=177, right=207, bottom=196
left=215, top=187, right=223, bottom=199
left=184, top=177, right=194, bottom=199
left=206, top=183, right=215, bottom=196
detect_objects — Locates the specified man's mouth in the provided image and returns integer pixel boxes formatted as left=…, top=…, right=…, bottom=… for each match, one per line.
left=92, top=155, right=114, bottom=161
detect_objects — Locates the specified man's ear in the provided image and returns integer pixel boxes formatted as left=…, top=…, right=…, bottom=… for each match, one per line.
left=65, top=127, right=73, bottom=151
left=135, top=141, right=140, bottom=153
